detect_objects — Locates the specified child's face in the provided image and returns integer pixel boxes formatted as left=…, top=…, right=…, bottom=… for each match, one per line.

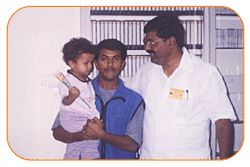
left=70, top=53, right=94, bottom=77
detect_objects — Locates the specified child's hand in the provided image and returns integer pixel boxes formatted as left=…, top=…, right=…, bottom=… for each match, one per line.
left=62, top=86, right=80, bottom=105
left=69, top=86, right=80, bottom=99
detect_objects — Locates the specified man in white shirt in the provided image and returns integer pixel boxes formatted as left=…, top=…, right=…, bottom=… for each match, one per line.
left=127, top=14, right=237, bottom=159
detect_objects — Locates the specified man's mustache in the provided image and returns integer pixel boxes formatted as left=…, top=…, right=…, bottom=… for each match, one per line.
left=146, top=50, right=156, bottom=54
left=104, top=67, right=117, bottom=72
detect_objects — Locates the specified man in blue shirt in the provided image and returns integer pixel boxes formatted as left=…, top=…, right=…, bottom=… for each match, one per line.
left=52, top=39, right=144, bottom=159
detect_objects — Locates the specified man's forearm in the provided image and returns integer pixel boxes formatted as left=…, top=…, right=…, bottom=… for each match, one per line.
left=84, top=118, right=139, bottom=152
left=216, top=119, right=234, bottom=159
left=101, top=132, right=139, bottom=152
left=53, top=126, right=89, bottom=143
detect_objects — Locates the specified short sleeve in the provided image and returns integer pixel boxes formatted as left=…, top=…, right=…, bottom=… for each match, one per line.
left=58, top=82, right=69, bottom=100
left=201, top=69, right=237, bottom=123
left=125, top=62, right=154, bottom=95
left=126, top=101, right=144, bottom=146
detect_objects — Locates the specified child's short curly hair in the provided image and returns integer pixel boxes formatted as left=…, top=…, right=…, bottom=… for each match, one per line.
left=62, top=38, right=95, bottom=65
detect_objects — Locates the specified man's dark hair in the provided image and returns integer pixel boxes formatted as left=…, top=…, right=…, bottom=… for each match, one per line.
left=62, top=38, right=95, bottom=65
left=144, top=14, right=185, bottom=49
left=95, top=39, right=127, bottom=61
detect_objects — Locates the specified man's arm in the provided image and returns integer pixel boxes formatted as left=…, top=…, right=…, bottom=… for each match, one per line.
left=215, top=119, right=234, bottom=159
left=83, top=118, right=139, bottom=152
left=101, top=132, right=139, bottom=152
left=53, top=125, right=89, bottom=143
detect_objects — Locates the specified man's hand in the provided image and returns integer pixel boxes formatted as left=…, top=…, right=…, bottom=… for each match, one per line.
left=83, top=117, right=105, bottom=140
left=82, top=117, right=139, bottom=152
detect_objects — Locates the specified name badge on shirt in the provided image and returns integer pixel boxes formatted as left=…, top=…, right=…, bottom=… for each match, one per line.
left=168, top=88, right=185, bottom=100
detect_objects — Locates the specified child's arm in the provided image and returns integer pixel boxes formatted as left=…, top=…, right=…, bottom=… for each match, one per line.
left=62, top=86, right=80, bottom=105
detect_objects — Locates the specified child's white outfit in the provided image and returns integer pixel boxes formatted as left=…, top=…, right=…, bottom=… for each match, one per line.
left=58, top=71, right=100, bottom=159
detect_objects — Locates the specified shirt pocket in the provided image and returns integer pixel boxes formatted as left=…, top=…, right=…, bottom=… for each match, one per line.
left=170, top=95, right=190, bottom=124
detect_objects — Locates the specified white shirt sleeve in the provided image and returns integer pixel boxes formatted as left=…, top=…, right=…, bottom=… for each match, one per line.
left=125, top=62, right=154, bottom=96
left=58, top=82, right=69, bottom=100
left=200, top=69, right=237, bottom=123
left=125, top=72, right=140, bottom=93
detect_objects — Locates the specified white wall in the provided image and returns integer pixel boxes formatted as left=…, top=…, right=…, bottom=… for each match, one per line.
left=8, top=7, right=81, bottom=159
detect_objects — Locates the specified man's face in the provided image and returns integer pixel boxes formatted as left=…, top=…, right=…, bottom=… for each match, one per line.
left=144, top=31, right=171, bottom=65
left=95, top=49, right=125, bottom=81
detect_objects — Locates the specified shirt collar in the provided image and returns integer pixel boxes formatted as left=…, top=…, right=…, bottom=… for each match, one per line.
left=67, top=70, right=91, bottom=83
left=92, top=76, right=126, bottom=99
left=177, top=47, right=194, bottom=73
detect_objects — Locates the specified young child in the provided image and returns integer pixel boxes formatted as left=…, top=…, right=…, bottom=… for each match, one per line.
left=58, top=38, right=100, bottom=159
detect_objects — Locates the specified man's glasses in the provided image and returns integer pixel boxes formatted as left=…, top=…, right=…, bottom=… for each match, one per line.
left=143, top=39, right=162, bottom=47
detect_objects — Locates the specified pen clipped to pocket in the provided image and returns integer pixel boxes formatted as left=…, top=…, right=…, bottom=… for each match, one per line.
left=186, top=90, right=189, bottom=100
